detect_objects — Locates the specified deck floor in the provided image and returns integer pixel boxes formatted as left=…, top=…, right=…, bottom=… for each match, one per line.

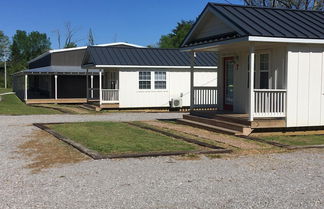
left=191, top=110, right=286, bottom=129
left=26, top=98, right=87, bottom=104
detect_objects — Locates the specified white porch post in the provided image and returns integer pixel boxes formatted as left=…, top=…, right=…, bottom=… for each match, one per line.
left=99, top=70, right=102, bottom=105
left=24, top=74, right=28, bottom=101
left=86, top=69, right=89, bottom=101
left=90, top=75, right=94, bottom=98
left=190, top=51, right=195, bottom=111
left=249, top=44, right=255, bottom=121
left=54, top=75, right=58, bottom=100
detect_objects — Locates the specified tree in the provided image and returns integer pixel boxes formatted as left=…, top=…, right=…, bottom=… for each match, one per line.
left=0, top=31, right=10, bottom=62
left=87, top=28, right=95, bottom=46
left=0, top=31, right=10, bottom=88
left=53, top=22, right=81, bottom=49
left=158, top=20, right=194, bottom=48
left=10, top=30, right=51, bottom=72
left=243, top=0, right=324, bottom=10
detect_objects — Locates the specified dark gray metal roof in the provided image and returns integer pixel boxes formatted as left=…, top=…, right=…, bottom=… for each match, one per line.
left=182, top=3, right=324, bottom=47
left=82, top=46, right=217, bottom=67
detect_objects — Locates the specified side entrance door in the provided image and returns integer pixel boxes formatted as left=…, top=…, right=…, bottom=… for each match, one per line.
left=223, top=57, right=234, bottom=110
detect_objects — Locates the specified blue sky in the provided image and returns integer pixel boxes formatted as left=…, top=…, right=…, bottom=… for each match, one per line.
left=1, top=0, right=242, bottom=49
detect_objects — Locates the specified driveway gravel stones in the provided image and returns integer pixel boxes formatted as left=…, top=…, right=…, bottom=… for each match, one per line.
left=0, top=113, right=323, bottom=209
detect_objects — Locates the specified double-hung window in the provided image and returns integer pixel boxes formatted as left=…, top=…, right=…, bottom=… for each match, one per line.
left=154, top=72, right=166, bottom=89
left=259, top=54, right=269, bottom=89
left=247, top=53, right=270, bottom=89
left=139, top=72, right=151, bottom=89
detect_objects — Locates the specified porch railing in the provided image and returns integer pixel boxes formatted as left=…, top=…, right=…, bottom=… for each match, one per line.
left=193, top=86, right=217, bottom=108
left=254, top=89, right=286, bottom=118
left=102, top=89, right=119, bottom=103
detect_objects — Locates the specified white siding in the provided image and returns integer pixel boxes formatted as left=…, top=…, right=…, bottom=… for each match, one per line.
left=286, top=45, right=324, bottom=127
left=118, top=69, right=217, bottom=108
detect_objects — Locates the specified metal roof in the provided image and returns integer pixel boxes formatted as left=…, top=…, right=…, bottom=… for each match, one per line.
left=182, top=3, right=324, bottom=47
left=28, top=42, right=144, bottom=64
left=82, top=46, right=217, bottom=68
left=14, top=66, right=99, bottom=76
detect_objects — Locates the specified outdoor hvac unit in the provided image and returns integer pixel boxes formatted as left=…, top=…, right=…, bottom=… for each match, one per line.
left=171, top=98, right=182, bottom=108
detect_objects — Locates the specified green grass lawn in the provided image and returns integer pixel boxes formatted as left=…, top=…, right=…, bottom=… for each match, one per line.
left=0, top=94, right=61, bottom=115
left=0, top=88, right=12, bottom=94
left=261, top=135, right=324, bottom=146
left=48, top=122, right=200, bottom=155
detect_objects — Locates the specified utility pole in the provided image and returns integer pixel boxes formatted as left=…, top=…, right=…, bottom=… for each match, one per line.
left=4, top=61, right=7, bottom=89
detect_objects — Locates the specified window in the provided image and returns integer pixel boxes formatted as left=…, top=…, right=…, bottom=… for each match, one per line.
left=259, top=54, right=269, bottom=89
left=139, top=71, right=151, bottom=89
left=154, top=72, right=166, bottom=89
left=247, top=53, right=269, bottom=89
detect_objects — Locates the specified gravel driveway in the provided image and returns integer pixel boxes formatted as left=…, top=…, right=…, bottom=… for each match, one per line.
left=0, top=113, right=323, bottom=209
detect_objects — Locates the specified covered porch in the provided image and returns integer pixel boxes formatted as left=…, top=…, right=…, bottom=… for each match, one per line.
left=86, top=69, right=119, bottom=108
left=189, top=41, right=287, bottom=123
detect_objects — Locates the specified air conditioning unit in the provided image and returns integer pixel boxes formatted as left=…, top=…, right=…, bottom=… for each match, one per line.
left=171, top=98, right=182, bottom=108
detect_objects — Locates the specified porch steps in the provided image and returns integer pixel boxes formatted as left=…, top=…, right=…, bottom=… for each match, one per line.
left=180, top=114, right=252, bottom=136
left=79, top=104, right=102, bottom=112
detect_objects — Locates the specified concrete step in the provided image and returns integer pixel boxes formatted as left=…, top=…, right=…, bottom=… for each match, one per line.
left=178, top=119, right=243, bottom=135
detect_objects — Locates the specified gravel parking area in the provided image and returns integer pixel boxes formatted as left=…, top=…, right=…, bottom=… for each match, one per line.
left=0, top=113, right=323, bottom=209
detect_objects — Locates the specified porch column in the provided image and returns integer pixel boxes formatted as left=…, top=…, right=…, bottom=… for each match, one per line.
left=99, top=70, right=102, bottom=105
left=190, top=51, right=195, bottom=111
left=249, top=44, right=255, bottom=121
left=54, top=75, right=58, bottom=100
left=90, top=75, right=94, bottom=98
left=86, top=69, right=89, bottom=101
left=24, top=74, right=28, bottom=101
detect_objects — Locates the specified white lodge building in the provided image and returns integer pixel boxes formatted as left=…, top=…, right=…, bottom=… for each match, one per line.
left=180, top=3, right=324, bottom=135
left=82, top=46, right=218, bottom=109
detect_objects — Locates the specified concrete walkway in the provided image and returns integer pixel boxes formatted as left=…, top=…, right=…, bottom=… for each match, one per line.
left=0, top=113, right=323, bottom=209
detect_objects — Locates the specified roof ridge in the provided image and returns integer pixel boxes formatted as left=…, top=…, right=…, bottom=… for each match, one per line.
left=89, top=45, right=179, bottom=50
left=209, top=2, right=324, bottom=14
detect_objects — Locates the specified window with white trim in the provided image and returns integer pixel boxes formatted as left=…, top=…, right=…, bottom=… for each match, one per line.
left=139, top=71, right=151, bottom=89
left=154, top=72, right=166, bottom=89
left=259, top=53, right=269, bottom=89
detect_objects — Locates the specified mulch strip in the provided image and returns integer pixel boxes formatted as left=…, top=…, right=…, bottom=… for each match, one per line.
left=33, top=122, right=231, bottom=160
left=241, top=135, right=324, bottom=150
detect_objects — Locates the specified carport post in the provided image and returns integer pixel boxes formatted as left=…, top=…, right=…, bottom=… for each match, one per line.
left=24, top=74, right=28, bottom=101
left=90, top=75, right=94, bottom=98
left=54, top=75, right=58, bottom=100
left=99, top=70, right=102, bottom=105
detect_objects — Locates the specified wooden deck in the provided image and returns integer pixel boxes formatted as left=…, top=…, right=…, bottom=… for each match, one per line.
left=26, top=98, right=87, bottom=104
left=190, top=110, right=286, bottom=129
left=179, top=110, right=286, bottom=136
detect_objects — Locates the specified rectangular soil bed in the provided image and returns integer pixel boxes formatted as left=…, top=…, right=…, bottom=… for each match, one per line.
left=40, top=122, right=228, bottom=159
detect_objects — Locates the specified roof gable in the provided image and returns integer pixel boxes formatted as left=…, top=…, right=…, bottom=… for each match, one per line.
left=182, top=3, right=324, bottom=48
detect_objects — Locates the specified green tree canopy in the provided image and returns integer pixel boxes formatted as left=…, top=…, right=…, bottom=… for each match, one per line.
left=158, top=20, right=194, bottom=48
left=9, top=30, right=51, bottom=76
left=0, top=31, right=10, bottom=62
left=244, top=0, right=324, bottom=10
left=10, top=30, right=51, bottom=65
